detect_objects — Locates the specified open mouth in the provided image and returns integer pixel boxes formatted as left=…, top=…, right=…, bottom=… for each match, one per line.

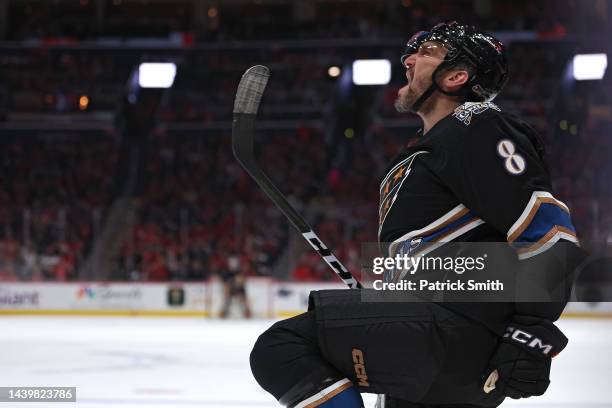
left=398, top=68, right=414, bottom=96
left=404, top=67, right=414, bottom=85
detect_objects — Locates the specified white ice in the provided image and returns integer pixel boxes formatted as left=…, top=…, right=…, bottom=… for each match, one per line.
left=0, top=316, right=610, bottom=408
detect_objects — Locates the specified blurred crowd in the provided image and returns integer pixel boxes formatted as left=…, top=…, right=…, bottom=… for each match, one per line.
left=0, top=0, right=611, bottom=283
left=4, top=0, right=609, bottom=42
left=114, top=133, right=289, bottom=281
left=0, top=136, right=116, bottom=280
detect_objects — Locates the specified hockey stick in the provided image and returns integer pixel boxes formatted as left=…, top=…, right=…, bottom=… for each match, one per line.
left=232, top=65, right=362, bottom=289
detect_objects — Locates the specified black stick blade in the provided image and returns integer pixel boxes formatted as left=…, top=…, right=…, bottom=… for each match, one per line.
left=233, top=65, right=270, bottom=115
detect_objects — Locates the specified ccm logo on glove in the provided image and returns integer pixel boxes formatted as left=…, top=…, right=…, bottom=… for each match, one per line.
left=504, top=326, right=554, bottom=356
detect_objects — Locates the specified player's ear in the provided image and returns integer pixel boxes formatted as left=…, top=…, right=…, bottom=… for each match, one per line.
left=442, top=69, right=470, bottom=93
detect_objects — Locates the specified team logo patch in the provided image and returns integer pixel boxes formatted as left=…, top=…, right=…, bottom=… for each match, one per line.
left=452, top=102, right=501, bottom=126
left=497, top=139, right=526, bottom=175
left=379, top=151, right=428, bottom=228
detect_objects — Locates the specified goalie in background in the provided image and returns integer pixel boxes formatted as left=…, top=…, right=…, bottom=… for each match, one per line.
left=218, top=252, right=252, bottom=319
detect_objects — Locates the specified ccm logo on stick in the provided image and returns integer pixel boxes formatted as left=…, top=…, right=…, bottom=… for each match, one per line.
left=504, top=327, right=553, bottom=355
left=303, top=231, right=358, bottom=287
left=352, top=349, right=370, bottom=387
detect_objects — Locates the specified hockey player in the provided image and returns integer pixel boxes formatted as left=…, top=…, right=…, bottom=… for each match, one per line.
left=250, top=22, right=584, bottom=408
left=219, top=253, right=252, bottom=319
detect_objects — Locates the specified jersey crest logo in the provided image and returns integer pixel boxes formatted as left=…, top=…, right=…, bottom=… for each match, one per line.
left=452, top=102, right=501, bottom=126
left=379, top=151, right=428, bottom=228
left=497, top=139, right=526, bottom=175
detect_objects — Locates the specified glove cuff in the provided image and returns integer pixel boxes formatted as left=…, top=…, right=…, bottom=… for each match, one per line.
left=503, top=315, right=568, bottom=358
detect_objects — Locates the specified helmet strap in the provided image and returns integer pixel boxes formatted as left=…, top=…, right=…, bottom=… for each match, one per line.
left=410, top=63, right=445, bottom=112
left=410, top=62, right=475, bottom=111
left=410, top=82, right=438, bottom=112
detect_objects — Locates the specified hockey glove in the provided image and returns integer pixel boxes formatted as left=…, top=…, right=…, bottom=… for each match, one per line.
left=486, top=315, right=568, bottom=399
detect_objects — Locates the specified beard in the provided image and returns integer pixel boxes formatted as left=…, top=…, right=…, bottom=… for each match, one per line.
left=394, top=78, right=434, bottom=114
left=393, top=83, right=422, bottom=113
left=394, top=86, right=419, bottom=113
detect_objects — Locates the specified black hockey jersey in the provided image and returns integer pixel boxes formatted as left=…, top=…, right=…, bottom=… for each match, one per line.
left=378, top=102, right=580, bottom=327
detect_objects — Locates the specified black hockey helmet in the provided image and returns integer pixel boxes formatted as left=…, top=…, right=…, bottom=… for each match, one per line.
left=400, top=21, right=509, bottom=111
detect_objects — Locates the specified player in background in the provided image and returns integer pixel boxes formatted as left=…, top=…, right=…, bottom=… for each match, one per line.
left=249, top=22, right=585, bottom=408
left=219, top=253, right=252, bottom=318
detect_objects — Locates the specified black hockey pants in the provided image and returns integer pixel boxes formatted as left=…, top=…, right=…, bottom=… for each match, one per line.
left=250, top=289, right=507, bottom=407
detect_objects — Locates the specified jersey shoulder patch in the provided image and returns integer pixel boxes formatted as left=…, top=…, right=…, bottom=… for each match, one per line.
left=452, top=101, right=502, bottom=126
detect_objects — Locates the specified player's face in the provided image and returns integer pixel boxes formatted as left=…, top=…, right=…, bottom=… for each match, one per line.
left=395, top=41, right=447, bottom=113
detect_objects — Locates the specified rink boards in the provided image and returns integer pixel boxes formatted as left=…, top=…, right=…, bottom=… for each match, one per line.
left=0, top=279, right=340, bottom=318
left=0, top=279, right=611, bottom=318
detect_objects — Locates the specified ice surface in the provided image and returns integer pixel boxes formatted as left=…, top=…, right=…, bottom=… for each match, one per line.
left=0, top=316, right=610, bottom=407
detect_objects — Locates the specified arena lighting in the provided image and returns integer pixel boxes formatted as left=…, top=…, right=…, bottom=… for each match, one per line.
left=352, top=59, right=391, bottom=85
left=572, top=53, right=608, bottom=81
left=138, top=62, right=177, bottom=88
left=79, top=95, right=89, bottom=110
left=328, top=65, right=341, bottom=78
